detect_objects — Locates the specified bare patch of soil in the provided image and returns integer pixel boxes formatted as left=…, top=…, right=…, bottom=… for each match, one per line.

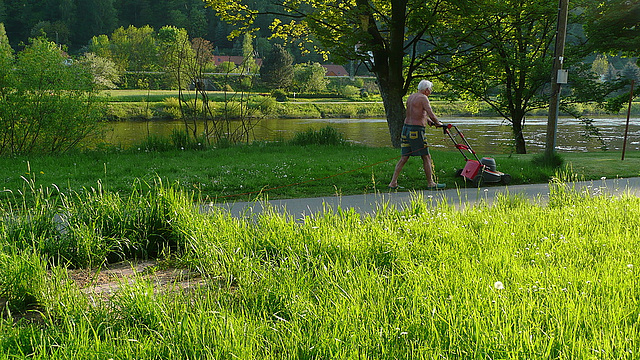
left=1, top=261, right=207, bottom=324
left=67, top=260, right=206, bottom=296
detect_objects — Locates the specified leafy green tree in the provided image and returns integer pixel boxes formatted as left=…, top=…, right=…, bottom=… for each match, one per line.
left=621, top=61, right=640, bottom=83
left=429, top=0, right=563, bottom=154
left=73, top=0, right=118, bottom=46
left=90, top=25, right=158, bottom=72
left=157, top=25, right=195, bottom=89
left=203, top=0, right=478, bottom=147
left=259, top=43, right=293, bottom=89
left=239, top=32, right=258, bottom=74
left=591, top=54, right=610, bottom=81
left=30, top=20, right=72, bottom=46
left=88, top=34, right=112, bottom=59
left=293, top=62, right=328, bottom=94
left=78, top=52, right=121, bottom=89
left=583, top=0, right=640, bottom=60
left=0, top=37, right=104, bottom=154
left=0, top=22, right=13, bottom=93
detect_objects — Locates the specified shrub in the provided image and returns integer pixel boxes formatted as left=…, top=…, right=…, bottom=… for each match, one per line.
left=0, top=37, right=105, bottom=155
left=288, top=126, right=345, bottom=146
left=272, top=89, right=288, bottom=102
left=340, top=85, right=360, bottom=99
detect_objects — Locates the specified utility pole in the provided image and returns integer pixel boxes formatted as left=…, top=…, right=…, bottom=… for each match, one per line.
left=545, top=0, right=570, bottom=159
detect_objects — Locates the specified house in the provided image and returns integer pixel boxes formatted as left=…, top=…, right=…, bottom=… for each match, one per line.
left=322, top=64, right=349, bottom=77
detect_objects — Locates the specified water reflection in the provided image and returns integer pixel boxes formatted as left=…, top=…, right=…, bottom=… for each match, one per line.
left=104, top=117, right=640, bottom=154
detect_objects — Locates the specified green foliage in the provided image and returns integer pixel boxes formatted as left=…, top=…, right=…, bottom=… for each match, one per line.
left=271, top=89, right=288, bottom=102
left=216, top=61, right=237, bottom=73
left=292, top=62, right=328, bottom=93
left=259, top=44, right=293, bottom=89
left=77, top=52, right=121, bottom=89
left=0, top=250, right=47, bottom=312
left=0, top=37, right=105, bottom=155
left=89, top=25, right=158, bottom=73
left=157, top=25, right=195, bottom=89
left=0, top=23, right=13, bottom=90
left=287, top=126, right=345, bottom=146
left=339, top=85, right=360, bottom=99
left=583, top=0, right=640, bottom=58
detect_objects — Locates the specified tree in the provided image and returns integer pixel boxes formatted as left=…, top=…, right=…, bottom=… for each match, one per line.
left=157, top=25, right=194, bottom=89
left=583, top=0, right=640, bottom=60
left=259, top=43, right=293, bottom=89
left=90, top=25, right=158, bottom=72
left=78, top=52, right=121, bottom=89
left=30, top=20, right=72, bottom=46
left=0, top=22, right=13, bottom=96
left=429, top=0, right=562, bottom=154
left=0, top=37, right=104, bottom=154
left=591, top=54, right=610, bottom=81
left=73, top=0, right=118, bottom=46
left=0, top=1, right=6, bottom=24
left=578, top=0, right=639, bottom=114
left=293, top=62, right=328, bottom=94
left=204, top=0, right=482, bottom=147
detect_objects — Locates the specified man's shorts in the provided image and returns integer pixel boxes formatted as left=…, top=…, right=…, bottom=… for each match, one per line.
left=401, top=124, right=429, bottom=156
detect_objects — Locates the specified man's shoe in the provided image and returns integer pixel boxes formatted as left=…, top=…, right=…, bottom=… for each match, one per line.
left=426, top=183, right=446, bottom=190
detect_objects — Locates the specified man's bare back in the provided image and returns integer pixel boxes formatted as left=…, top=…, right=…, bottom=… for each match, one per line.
left=404, top=91, right=439, bottom=127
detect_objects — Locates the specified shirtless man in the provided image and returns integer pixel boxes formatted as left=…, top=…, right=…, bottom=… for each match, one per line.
left=388, top=80, right=446, bottom=190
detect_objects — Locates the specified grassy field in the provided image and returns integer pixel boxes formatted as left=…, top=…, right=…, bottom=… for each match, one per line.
left=1, top=140, right=640, bottom=206
left=1, top=169, right=640, bottom=358
left=2, top=129, right=640, bottom=358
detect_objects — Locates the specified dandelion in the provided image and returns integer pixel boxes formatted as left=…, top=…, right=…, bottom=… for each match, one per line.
left=601, top=176, right=606, bottom=180
left=628, top=264, right=633, bottom=269
left=494, top=281, right=505, bottom=290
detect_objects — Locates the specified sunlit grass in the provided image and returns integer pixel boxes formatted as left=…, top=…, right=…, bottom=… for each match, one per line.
left=3, top=141, right=640, bottom=208
left=1, top=174, right=640, bottom=358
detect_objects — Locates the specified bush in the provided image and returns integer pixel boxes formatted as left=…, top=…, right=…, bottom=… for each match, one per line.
left=288, top=126, right=345, bottom=146
left=340, top=85, right=360, bottom=99
left=0, top=37, right=105, bottom=155
left=272, top=89, right=288, bottom=102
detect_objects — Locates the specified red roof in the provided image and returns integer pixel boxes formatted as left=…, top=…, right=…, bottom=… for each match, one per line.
left=322, top=64, right=349, bottom=77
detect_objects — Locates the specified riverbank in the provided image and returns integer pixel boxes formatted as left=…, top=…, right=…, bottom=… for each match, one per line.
left=102, top=90, right=640, bottom=121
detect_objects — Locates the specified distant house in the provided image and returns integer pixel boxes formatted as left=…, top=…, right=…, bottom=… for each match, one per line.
left=322, top=64, right=349, bottom=77
left=213, top=55, right=263, bottom=67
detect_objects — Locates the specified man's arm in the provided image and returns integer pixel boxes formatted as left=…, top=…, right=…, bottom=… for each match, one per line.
left=423, top=97, right=442, bottom=126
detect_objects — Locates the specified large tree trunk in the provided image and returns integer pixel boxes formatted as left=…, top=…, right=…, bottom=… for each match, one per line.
left=512, top=115, right=527, bottom=154
left=378, top=77, right=406, bottom=147
left=364, top=0, right=408, bottom=148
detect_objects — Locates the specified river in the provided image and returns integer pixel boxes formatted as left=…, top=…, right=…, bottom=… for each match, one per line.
left=104, top=116, right=640, bottom=155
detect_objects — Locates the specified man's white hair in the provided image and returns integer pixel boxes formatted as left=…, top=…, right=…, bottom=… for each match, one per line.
left=417, top=80, right=433, bottom=91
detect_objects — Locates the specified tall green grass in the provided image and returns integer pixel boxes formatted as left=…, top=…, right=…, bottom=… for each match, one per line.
left=1, top=175, right=640, bottom=358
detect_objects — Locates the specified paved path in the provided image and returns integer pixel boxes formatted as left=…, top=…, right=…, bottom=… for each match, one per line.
left=210, top=177, right=640, bottom=220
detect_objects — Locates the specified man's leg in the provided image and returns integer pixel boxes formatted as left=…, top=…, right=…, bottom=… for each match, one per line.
left=421, top=154, right=437, bottom=187
left=389, top=156, right=409, bottom=188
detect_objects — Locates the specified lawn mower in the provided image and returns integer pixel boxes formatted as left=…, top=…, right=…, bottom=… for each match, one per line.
left=439, top=123, right=512, bottom=187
